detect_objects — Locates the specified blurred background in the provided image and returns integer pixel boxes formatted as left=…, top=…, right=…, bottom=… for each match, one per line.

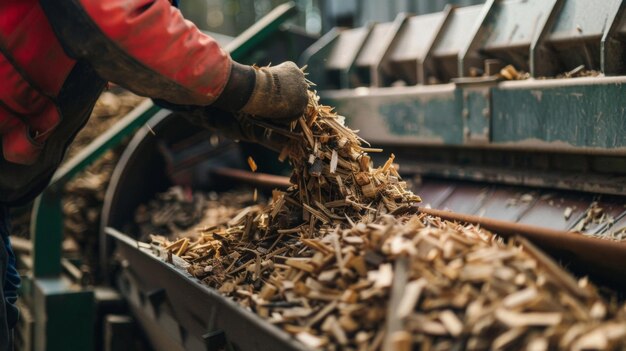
left=180, top=0, right=486, bottom=37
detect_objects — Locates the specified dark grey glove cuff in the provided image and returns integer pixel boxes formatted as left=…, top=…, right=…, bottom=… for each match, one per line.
left=178, top=107, right=288, bottom=153
left=212, top=61, right=256, bottom=112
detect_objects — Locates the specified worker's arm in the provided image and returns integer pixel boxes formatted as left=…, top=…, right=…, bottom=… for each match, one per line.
left=39, top=0, right=308, bottom=119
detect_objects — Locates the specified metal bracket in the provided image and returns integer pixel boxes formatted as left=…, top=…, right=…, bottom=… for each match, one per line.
left=461, top=86, right=492, bottom=144
left=203, top=330, right=227, bottom=351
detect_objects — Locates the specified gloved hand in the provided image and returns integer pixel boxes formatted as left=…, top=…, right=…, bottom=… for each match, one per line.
left=213, top=61, right=308, bottom=122
left=240, top=62, right=309, bottom=121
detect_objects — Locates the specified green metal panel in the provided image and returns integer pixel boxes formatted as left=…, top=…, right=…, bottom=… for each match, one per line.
left=492, top=78, right=626, bottom=149
left=31, top=193, right=64, bottom=278
left=322, top=84, right=462, bottom=145
left=377, top=95, right=461, bottom=144
left=34, top=278, right=94, bottom=351
left=320, top=76, right=626, bottom=153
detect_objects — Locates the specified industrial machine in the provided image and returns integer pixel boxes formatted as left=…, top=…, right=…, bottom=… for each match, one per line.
left=19, top=0, right=626, bottom=350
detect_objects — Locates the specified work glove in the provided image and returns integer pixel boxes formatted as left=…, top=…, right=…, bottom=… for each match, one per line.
left=240, top=62, right=309, bottom=120
left=213, top=61, right=308, bottom=122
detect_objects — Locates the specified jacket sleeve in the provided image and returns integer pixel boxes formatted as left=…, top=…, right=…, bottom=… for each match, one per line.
left=39, top=0, right=233, bottom=106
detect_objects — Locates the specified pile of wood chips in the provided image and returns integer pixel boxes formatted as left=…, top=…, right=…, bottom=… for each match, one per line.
left=152, top=91, right=626, bottom=350
left=137, top=187, right=257, bottom=241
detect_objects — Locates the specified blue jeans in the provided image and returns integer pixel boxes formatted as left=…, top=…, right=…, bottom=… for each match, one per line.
left=0, top=205, right=19, bottom=350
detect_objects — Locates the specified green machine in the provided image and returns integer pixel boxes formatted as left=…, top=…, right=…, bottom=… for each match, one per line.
left=302, top=0, right=626, bottom=196
left=18, top=3, right=314, bottom=350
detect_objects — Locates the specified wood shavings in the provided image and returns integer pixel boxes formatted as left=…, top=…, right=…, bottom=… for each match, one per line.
left=499, top=64, right=530, bottom=80
left=573, top=202, right=622, bottom=242
left=136, top=188, right=257, bottom=240
left=147, top=91, right=626, bottom=351
left=248, top=156, right=258, bottom=172
left=556, top=65, right=601, bottom=79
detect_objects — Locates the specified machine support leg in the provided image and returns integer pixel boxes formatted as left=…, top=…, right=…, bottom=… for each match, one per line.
left=34, top=278, right=94, bottom=351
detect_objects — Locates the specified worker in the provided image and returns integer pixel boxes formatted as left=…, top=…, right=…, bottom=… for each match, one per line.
left=0, top=0, right=309, bottom=348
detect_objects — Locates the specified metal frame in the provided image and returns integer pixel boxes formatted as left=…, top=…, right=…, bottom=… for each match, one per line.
left=601, top=1, right=626, bottom=75
left=533, top=0, right=626, bottom=77
left=382, top=6, right=452, bottom=85
left=431, top=4, right=485, bottom=82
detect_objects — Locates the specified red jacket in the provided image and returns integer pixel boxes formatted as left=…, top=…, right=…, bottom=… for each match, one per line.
left=0, top=0, right=237, bottom=204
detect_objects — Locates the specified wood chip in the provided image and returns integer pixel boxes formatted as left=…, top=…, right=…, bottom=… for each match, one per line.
left=296, top=332, right=326, bottom=349
left=330, top=150, right=338, bottom=174
left=247, top=156, right=257, bottom=172
left=502, top=287, right=538, bottom=309
left=369, top=263, right=393, bottom=289
left=495, top=308, right=562, bottom=327
left=439, top=310, right=463, bottom=337
left=396, top=278, right=427, bottom=319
